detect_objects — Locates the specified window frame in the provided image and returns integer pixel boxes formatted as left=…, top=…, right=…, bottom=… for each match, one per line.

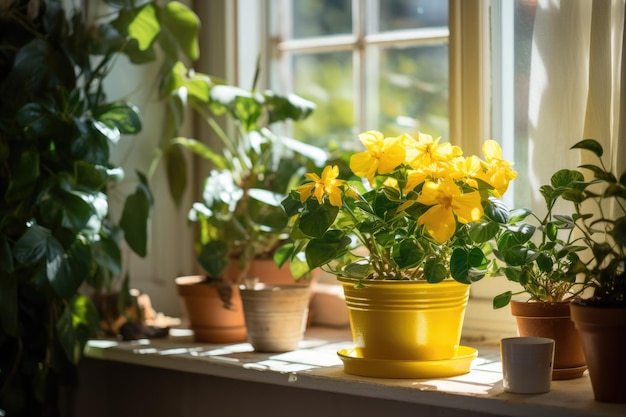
left=229, top=0, right=517, bottom=340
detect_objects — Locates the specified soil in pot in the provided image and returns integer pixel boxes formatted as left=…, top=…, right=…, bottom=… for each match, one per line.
left=510, top=300, right=586, bottom=380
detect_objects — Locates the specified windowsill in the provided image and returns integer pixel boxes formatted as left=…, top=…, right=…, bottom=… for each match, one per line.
left=84, top=326, right=626, bottom=417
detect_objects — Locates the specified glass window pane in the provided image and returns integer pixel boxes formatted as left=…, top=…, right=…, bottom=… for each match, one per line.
left=291, top=52, right=355, bottom=148
left=366, top=44, right=448, bottom=139
left=370, top=0, right=448, bottom=33
left=290, top=0, right=352, bottom=39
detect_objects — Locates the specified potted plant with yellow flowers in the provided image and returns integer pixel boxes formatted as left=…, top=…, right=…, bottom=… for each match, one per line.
left=279, top=130, right=517, bottom=378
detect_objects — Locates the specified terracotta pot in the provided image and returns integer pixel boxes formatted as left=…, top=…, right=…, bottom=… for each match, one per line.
left=225, top=257, right=313, bottom=286
left=570, top=302, right=626, bottom=403
left=510, top=300, right=586, bottom=380
left=240, top=284, right=310, bottom=352
left=338, top=278, right=470, bottom=361
left=175, top=275, right=247, bottom=343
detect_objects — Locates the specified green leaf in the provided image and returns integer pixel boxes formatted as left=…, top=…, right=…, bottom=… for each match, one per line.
left=13, top=225, right=52, bottom=264
left=162, top=1, right=200, bottom=61
left=305, top=230, right=350, bottom=269
left=468, top=221, right=499, bottom=243
left=613, top=216, right=626, bottom=247
left=571, top=139, right=603, bottom=158
left=493, top=291, right=512, bottom=309
left=392, top=239, right=423, bottom=269
left=579, top=164, right=617, bottom=182
left=91, top=237, right=122, bottom=277
left=48, top=240, right=92, bottom=299
left=164, top=143, right=187, bottom=207
left=483, top=197, right=509, bottom=223
left=450, top=248, right=472, bottom=284
left=120, top=173, right=153, bottom=257
left=551, top=169, right=583, bottom=188
left=127, top=3, right=160, bottom=51
left=172, top=137, right=227, bottom=169
left=508, top=207, right=533, bottom=224
left=197, top=241, right=229, bottom=277
left=536, top=252, right=554, bottom=273
left=263, top=90, right=316, bottom=124
left=13, top=38, right=75, bottom=91
left=545, top=222, right=558, bottom=241
left=299, top=201, right=339, bottom=238
left=93, top=102, right=142, bottom=135
left=17, top=102, right=61, bottom=140
left=5, top=149, right=39, bottom=202
left=163, top=61, right=212, bottom=101
left=343, top=262, right=373, bottom=278
left=274, top=244, right=293, bottom=269
left=56, top=295, right=99, bottom=364
left=423, top=258, right=447, bottom=283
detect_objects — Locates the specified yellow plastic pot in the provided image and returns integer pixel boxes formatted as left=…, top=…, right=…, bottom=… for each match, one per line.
left=338, top=278, right=470, bottom=361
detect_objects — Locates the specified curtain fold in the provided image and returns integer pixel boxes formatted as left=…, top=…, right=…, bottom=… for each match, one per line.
left=528, top=0, right=625, bottom=212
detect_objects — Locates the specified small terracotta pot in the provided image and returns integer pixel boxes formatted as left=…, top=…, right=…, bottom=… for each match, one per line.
left=570, top=302, right=626, bottom=403
left=510, top=300, right=586, bottom=380
left=175, top=275, right=247, bottom=343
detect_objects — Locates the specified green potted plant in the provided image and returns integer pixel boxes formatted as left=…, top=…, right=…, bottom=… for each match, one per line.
left=160, top=61, right=328, bottom=342
left=0, top=0, right=198, bottom=415
left=280, top=130, right=517, bottom=377
left=565, top=139, right=626, bottom=403
left=491, top=168, right=589, bottom=379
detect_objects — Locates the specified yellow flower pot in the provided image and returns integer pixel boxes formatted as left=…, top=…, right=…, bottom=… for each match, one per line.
left=338, top=278, right=470, bottom=361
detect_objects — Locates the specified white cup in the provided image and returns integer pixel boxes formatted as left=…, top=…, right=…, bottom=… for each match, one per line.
left=501, top=337, right=555, bottom=394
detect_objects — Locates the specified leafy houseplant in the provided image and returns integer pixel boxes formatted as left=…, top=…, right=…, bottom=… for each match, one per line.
left=563, top=139, right=626, bottom=306
left=280, top=130, right=517, bottom=284
left=0, top=0, right=198, bottom=415
left=490, top=168, right=590, bottom=380
left=492, top=168, right=589, bottom=309
left=566, top=139, right=626, bottom=402
left=162, top=61, right=327, bottom=292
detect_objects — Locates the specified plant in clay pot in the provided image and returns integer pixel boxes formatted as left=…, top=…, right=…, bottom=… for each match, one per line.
left=491, top=168, right=590, bottom=379
left=160, top=61, right=329, bottom=342
left=163, top=63, right=328, bottom=293
left=564, top=139, right=626, bottom=402
left=279, top=130, right=517, bottom=377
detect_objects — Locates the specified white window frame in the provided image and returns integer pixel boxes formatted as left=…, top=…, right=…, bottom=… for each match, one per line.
left=205, top=0, right=518, bottom=341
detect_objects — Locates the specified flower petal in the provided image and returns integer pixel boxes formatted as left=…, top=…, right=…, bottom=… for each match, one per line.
left=418, top=205, right=456, bottom=243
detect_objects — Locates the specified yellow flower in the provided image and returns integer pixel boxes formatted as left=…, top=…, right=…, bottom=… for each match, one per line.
left=416, top=177, right=484, bottom=243
left=451, top=155, right=482, bottom=188
left=350, top=130, right=406, bottom=184
left=298, top=165, right=344, bottom=207
left=480, top=140, right=518, bottom=196
left=407, top=132, right=462, bottom=169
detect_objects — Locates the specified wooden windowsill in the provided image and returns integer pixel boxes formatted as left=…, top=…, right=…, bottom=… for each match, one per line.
left=83, top=326, right=625, bottom=417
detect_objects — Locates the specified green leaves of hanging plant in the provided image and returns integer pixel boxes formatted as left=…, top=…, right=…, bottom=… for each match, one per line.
left=13, top=225, right=91, bottom=299
left=56, top=295, right=100, bottom=364
left=120, top=172, right=153, bottom=257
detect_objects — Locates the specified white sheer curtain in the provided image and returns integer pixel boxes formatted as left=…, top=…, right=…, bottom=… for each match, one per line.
left=527, top=0, right=625, bottom=212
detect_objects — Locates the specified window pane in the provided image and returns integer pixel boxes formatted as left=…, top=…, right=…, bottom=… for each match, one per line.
left=366, top=44, right=448, bottom=138
left=371, top=0, right=448, bottom=33
left=290, top=0, right=352, bottom=39
left=291, top=52, right=355, bottom=148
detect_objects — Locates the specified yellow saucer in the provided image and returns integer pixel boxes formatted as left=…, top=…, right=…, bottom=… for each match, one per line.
left=337, top=346, right=477, bottom=379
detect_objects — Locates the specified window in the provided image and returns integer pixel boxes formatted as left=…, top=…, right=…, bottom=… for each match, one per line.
left=268, top=0, right=450, bottom=149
